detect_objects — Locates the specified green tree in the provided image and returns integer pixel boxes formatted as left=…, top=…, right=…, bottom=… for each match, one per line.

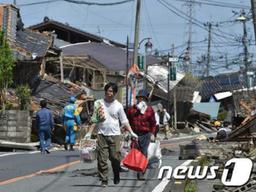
left=0, top=31, right=15, bottom=110
left=16, top=85, right=31, bottom=110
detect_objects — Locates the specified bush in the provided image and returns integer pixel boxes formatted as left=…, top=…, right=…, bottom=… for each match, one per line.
left=16, top=85, right=31, bottom=110
left=185, top=180, right=197, bottom=192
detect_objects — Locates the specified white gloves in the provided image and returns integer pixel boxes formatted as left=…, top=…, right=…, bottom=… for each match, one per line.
left=84, top=132, right=92, bottom=140
left=130, top=131, right=138, bottom=139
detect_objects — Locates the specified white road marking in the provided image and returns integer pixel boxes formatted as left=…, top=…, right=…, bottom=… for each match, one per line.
left=0, top=151, right=40, bottom=157
left=152, top=159, right=193, bottom=192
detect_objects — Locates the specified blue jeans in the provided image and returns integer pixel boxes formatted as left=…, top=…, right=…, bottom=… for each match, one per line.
left=39, top=129, right=51, bottom=152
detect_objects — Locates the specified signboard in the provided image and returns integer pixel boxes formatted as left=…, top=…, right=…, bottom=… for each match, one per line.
left=117, top=81, right=144, bottom=107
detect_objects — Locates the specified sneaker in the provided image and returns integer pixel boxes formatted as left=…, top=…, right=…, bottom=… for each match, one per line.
left=101, top=181, right=108, bottom=187
left=113, top=176, right=120, bottom=185
left=120, top=166, right=129, bottom=172
left=69, top=145, right=74, bottom=151
left=45, top=149, right=50, bottom=154
left=64, top=143, right=68, bottom=150
left=137, top=173, right=146, bottom=180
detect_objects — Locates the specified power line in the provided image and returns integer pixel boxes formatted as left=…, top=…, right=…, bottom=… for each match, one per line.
left=19, top=0, right=60, bottom=7
left=171, top=0, right=250, bottom=9
left=19, top=0, right=134, bottom=7
left=158, top=0, right=237, bottom=42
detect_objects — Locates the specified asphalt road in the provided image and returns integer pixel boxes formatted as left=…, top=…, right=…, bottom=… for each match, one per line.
left=0, top=136, right=195, bottom=192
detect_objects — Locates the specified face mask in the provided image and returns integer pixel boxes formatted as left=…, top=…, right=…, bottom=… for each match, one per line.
left=136, top=101, right=147, bottom=114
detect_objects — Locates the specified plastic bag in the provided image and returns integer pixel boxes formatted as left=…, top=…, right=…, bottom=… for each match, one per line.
left=147, top=140, right=162, bottom=168
left=80, top=147, right=97, bottom=162
left=79, top=139, right=97, bottom=163
left=91, top=100, right=106, bottom=123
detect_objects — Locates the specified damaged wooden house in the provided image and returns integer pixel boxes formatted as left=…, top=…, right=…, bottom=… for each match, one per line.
left=0, top=3, right=61, bottom=144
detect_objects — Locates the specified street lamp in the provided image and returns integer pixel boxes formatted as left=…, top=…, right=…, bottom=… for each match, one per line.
left=138, top=38, right=153, bottom=89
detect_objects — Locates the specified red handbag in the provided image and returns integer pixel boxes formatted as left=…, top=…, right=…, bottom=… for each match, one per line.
left=121, top=148, right=148, bottom=172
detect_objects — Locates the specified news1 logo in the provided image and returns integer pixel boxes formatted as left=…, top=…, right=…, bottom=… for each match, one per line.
left=158, top=158, right=253, bottom=186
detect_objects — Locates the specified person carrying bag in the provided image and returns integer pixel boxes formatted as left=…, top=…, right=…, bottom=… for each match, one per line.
left=121, top=140, right=148, bottom=172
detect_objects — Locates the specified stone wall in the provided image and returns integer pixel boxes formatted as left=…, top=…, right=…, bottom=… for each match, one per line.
left=0, top=110, right=31, bottom=142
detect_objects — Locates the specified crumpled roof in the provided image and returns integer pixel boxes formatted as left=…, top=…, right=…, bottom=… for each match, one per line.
left=32, top=79, right=83, bottom=112
left=12, top=29, right=52, bottom=59
left=200, top=73, right=244, bottom=99
left=61, top=42, right=161, bottom=72
left=147, top=65, right=185, bottom=93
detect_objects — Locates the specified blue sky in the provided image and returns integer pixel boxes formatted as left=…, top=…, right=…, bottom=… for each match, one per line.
left=2, top=0, right=255, bottom=75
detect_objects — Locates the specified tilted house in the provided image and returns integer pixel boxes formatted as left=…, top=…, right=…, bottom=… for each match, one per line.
left=0, top=4, right=60, bottom=86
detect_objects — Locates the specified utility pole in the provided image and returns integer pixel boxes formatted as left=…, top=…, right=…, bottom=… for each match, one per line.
left=237, top=10, right=250, bottom=87
left=183, top=0, right=195, bottom=73
left=132, top=0, right=141, bottom=66
left=251, top=0, right=256, bottom=43
left=225, top=53, right=229, bottom=69
left=126, top=36, right=129, bottom=110
left=242, top=14, right=249, bottom=87
left=205, top=22, right=212, bottom=77
left=167, top=55, right=170, bottom=114
left=171, top=44, right=177, bottom=131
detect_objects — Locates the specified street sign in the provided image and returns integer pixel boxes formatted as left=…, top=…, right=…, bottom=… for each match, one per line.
left=169, top=57, right=178, bottom=62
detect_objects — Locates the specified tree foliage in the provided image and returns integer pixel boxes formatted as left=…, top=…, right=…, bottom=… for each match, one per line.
left=0, top=31, right=15, bottom=110
left=16, top=84, right=31, bottom=110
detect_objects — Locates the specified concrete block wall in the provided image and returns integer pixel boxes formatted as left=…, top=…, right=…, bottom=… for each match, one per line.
left=0, top=110, right=31, bottom=142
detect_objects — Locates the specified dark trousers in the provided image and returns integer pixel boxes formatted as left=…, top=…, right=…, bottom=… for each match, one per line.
left=135, top=132, right=151, bottom=175
left=97, top=134, right=121, bottom=182
left=136, top=132, right=151, bottom=156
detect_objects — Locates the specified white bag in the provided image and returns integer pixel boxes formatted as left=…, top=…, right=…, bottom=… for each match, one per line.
left=79, top=139, right=97, bottom=162
left=147, top=140, right=162, bottom=168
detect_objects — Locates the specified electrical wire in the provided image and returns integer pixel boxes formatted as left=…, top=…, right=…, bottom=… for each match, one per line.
left=144, top=0, right=162, bottom=50
left=19, top=0, right=134, bottom=7
left=171, top=0, right=250, bottom=9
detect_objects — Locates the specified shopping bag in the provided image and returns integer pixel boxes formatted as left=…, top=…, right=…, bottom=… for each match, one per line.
left=79, top=139, right=97, bottom=162
left=121, top=148, right=148, bottom=172
left=147, top=140, right=162, bottom=169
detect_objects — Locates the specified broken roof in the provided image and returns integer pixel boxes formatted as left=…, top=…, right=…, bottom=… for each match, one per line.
left=13, top=29, right=52, bottom=59
left=61, top=42, right=161, bottom=72
left=200, top=72, right=244, bottom=99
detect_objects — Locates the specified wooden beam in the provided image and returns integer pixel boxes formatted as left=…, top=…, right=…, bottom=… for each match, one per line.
left=60, top=52, right=64, bottom=82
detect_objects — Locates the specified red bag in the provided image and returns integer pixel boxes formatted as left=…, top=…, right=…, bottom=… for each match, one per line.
left=121, top=148, right=148, bottom=172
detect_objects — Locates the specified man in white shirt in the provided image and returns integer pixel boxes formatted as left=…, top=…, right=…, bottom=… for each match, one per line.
left=155, top=103, right=170, bottom=139
left=85, top=82, right=137, bottom=187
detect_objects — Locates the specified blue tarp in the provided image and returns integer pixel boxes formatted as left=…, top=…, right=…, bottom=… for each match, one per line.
left=193, top=102, right=220, bottom=119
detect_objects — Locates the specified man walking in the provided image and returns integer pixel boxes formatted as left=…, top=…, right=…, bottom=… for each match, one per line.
left=85, top=82, right=137, bottom=187
left=155, top=103, right=170, bottom=139
left=63, top=96, right=81, bottom=151
left=36, top=99, right=54, bottom=154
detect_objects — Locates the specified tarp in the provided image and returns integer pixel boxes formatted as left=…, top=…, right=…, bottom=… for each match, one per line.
left=193, top=102, right=221, bottom=119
